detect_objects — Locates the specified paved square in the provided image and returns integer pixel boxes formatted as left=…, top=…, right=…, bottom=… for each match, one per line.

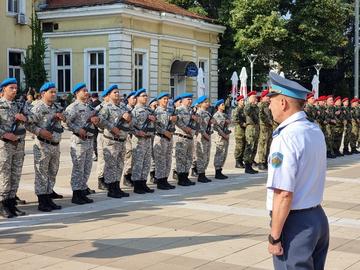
left=1, top=132, right=360, bottom=269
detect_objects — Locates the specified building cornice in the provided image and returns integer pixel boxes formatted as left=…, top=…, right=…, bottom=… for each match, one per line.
left=37, top=3, right=226, bottom=34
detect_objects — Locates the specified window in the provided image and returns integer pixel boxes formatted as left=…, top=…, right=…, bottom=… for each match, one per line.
left=56, top=53, right=71, bottom=93
left=7, top=0, right=18, bottom=13
left=87, top=51, right=105, bottom=92
left=8, top=51, right=22, bottom=84
left=198, top=59, right=209, bottom=95
left=170, top=76, right=175, bottom=98
left=134, top=52, right=144, bottom=90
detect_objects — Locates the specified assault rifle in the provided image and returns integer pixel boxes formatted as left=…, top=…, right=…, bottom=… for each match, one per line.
left=166, top=107, right=177, bottom=132
left=205, top=106, right=215, bottom=135
left=11, top=100, right=27, bottom=136
left=115, top=106, right=133, bottom=132
left=188, top=106, right=198, bottom=130
left=46, top=103, right=64, bottom=134
left=140, top=108, right=156, bottom=133
left=82, top=104, right=103, bottom=134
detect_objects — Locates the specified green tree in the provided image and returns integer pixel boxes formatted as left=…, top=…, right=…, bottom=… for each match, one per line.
left=22, top=5, right=47, bottom=93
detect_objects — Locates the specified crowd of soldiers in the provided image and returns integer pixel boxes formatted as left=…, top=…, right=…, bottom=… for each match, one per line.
left=0, top=77, right=231, bottom=218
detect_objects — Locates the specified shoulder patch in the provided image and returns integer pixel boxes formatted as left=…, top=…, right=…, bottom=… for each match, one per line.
left=271, top=152, right=283, bottom=168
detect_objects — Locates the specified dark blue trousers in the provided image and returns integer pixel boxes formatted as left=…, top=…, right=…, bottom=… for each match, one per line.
left=273, top=206, right=329, bottom=270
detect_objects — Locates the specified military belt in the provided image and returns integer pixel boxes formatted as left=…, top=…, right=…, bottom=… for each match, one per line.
left=104, top=135, right=126, bottom=142
left=156, top=133, right=171, bottom=140
left=37, top=136, right=59, bottom=146
left=73, top=133, right=93, bottom=140
left=174, top=133, right=193, bottom=140
left=1, top=138, right=21, bottom=144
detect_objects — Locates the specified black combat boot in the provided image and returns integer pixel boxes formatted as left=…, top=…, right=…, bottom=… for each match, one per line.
left=123, top=174, right=133, bottom=187
left=351, top=149, right=360, bottom=154
left=235, top=160, right=244, bottom=168
left=244, top=163, right=258, bottom=174
left=84, top=187, right=96, bottom=195
left=215, top=169, right=228, bottom=179
left=177, top=173, right=190, bottom=186
left=343, top=148, right=352, bottom=155
left=98, top=177, right=108, bottom=190
left=115, top=181, right=129, bottom=197
left=8, top=198, right=26, bottom=216
left=133, top=181, right=146, bottom=194
left=0, top=200, right=16, bottom=218
left=107, top=182, right=122, bottom=198
left=47, top=195, right=62, bottom=210
left=142, top=180, right=155, bottom=193
left=81, top=190, right=94, bottom=203
left=327, top=151, right=336, bottom=159
left=37, top=195, right=52, bottom=212
left=15, top=195, right=26, bottom=205
left=172, top=170, right=178, bottom=180
left=197, top=173, right=208, bottom=183
left=185, top=173, right=196, bottom=185
left=164, top=177, right=176, bottom=189
left=49, top=190, right=63, bottom=199
left=157, top=178, right=171, bottom=190
left=257, top=163, right=267, bottom=170
left=72, top=190, right=87, bottom=205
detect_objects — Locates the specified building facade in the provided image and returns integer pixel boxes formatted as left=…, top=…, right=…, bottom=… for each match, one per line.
left=37, top=0, right=225, bottom=99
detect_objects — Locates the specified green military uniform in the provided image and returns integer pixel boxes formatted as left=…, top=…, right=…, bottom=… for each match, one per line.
left=257, top=101, right=272, bottom=169
left=243, top=103, right=259, bottom=169
left=351, top=104, right=360, bottom=152
left=325, top=105, right=336, bottom=157
left=304, top=103, right=317, bottom=123
left=342, top=104, right=352, bottom=154
left=232, top=103, right=246, bottom=167
left=333, top=105, right=344, bottom=156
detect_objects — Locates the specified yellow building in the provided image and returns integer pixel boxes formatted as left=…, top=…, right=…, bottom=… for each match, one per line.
left=37, top=0, right=225, bottom=100
left=0, top=0, right=33, bottom=87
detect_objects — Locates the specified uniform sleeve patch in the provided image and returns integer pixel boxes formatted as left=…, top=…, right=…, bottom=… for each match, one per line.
left=271, top=152, right=283, bottom=168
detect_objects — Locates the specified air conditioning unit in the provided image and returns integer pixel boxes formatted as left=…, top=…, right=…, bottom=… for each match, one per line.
left=17, top=13, right=26, bottom=25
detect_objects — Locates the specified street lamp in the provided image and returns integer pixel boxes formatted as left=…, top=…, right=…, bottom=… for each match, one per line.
left=247, top=54, right=257, bottom=91
left=314, top=63, right=323, bottom=77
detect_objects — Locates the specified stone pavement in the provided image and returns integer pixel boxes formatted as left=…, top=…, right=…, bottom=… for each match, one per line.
left=0, top=131, right=360, bottom=270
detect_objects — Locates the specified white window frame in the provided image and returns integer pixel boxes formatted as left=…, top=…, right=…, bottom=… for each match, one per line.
left=133, top=49, right=148, bottom=90
left=198, top=58, right=209, bottom=96
left=7, top=48, right=25, bottom=87
left=84, top=48, right=106, bottom=93
left=52, top=49, right=72, bottom=93
left=6, top=0, right=25, bottom=16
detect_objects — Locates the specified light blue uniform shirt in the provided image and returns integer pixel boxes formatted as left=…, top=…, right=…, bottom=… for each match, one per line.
left=266, top=111, right=327, bottom=210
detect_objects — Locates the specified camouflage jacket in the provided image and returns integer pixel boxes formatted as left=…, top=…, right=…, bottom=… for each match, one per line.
left=258, top=101, right=272, bottom=127
left=196, top=108, right=211, bottom=135
left=232, top=105, right=246, bottom=128
left=27, top=100, right=64, bottom=143
left=131, top=104, right=155, bottom=137
left=342, top=106, right=352, bottom=124
left=213, top=111, right=230, bottom=136
left=98, top=101, right=130, bottom=140
left=155, top=106, right=171, bottom=134
left=304, top=104, right=317, bottom=123
left=244, top=103, right=259, bottom=125
left=64, top=100, right=97, bottom=136
left=175, top=105, right=194, bottom=136
left=334, top=105, right=344, bottom=127
left=325, top=106, right=336, bottom=125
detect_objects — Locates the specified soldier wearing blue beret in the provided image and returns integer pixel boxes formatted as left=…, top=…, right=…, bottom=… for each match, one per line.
left=266, top=72, right=329, bottom=269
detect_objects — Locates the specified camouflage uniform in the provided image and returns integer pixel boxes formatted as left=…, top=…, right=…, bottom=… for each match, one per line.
left=213, top=111, right=230, bottom=170
left=352, top=106, right=360, bottom=150
left=333, top=105, right=344, bottom=154
left=324, top=106, right=336, bottom=156
left=194, top=108, right=211, bottom=174
left=153, top=106, right=173, bottom=179
left=243, top=103, right=260, bottom=164
left=232, top=104, right=246, bottom=163
left=257, top=101, right=272, bottom=164
left=64, top=100, right=95, bottom=191
left=131, top=105, right=155, bottom=182
left=174, top=105, right=194, bottom=174
left=123, top=104, right=134, bottom=178
left=304, top=103, right=317, bottom=123
left=27, top=100, right=63, bottom=196
left=0, top=98, right=28, bottom=201
left=342, top=106, right=352, bottom=153
left=98, top=102, right=129, bottom=184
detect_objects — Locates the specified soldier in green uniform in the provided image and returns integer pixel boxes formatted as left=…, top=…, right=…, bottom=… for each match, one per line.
left=232, top=95, right=246, bottom=168
left=351, top=98, right=360, bottom=153
left=243, top=91, right=260, bottom=174
left=333, top=96, right=344, bottom=156
left=325, top=95, right=337, bottom=158
left=342, top=98, right=352, bottom=155
left=304, top=93, right=317, bottom=123
left=257, top=90, right=273, bottom=170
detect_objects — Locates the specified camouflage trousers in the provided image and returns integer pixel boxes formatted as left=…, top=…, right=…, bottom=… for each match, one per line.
left=192, top=138, right=197, bottom=169
left=70, top=135, right=93, bottom=191
left=350, top=121, right=359, bottom=150
left=234, top=125, right=245, bottom=161
left=150, top=136, right=155, bottom=172
left=195, top=134, right=211, bottom=174
left=123, top=135, right=133, bottom=175
left=175, top=135, right=193, bottom=174
left=131, top=136, right=152, bottom=181
left=343, top=123, right=352, bottom=151
left=103, top=137, right=126, bottom=184
left=243, top=125, right=260, bottom=164
left=0, top=140, right=25, bottom=200
left=97, top=133, right=105, bottom=179
left=34, top=139, right=60, bottom=195
left=257, top=125, right=272, bottom=163
left=325, top=124, right=335, bottom=154
left=153, top=135, right=173, bottom=179
left=333, top=125, right=344, bottom=152
left=214, top=133, right=229, bottom=170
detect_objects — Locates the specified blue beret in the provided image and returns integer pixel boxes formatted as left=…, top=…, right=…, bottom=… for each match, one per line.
left=40, top=82, right=56, bottom=93
left=179, top=92, right=193, bottom=99
left=149, top=97, right=158, bottom=106
left=0, top=78, right=17, bottom=89
left=127, top=91, right=137, bottom=99
left=214, top=99, right=224, bottom=108
left=268, top=72, right=310, bottom=100
left=196, top=95, right=208, bottom=105
left=157, top=92, right=170, bottom=100
left=71, top=82, right=86, bottom=94
left=101, top=84, right=119, bottom=97
left=173, top=95, right=182, bottom=103
left=134, top=88, right=146, bottom=97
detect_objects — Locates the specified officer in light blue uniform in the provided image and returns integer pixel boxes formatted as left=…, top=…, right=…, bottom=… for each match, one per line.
left=266, top=72, right=329, bottom=270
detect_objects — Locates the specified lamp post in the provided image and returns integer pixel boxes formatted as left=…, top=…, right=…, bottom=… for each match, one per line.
left=247, top=54, right=257, bottom=91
